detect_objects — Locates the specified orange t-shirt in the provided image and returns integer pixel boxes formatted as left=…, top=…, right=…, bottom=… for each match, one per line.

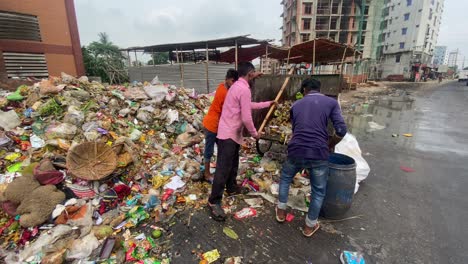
left=202, top=83, right=228, bottom=133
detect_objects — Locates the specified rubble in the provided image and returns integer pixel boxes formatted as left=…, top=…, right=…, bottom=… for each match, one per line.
left=0, top=73, right=308, bottom=263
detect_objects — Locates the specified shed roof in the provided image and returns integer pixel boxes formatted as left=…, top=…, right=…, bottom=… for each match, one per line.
left=122, top=35, right=270, bottom=53
left=219, top=38, right=359, bottom=64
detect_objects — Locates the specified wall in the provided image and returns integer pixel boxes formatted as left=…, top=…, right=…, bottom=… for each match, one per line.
left=251, top=74, right=341, bottom=128
left=0, top=0, right=84, bottom=76
left=129, top=63, right=236, bottom=94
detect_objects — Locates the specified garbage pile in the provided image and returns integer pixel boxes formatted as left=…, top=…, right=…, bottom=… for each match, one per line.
left=0, top=73, right=310, bottom=263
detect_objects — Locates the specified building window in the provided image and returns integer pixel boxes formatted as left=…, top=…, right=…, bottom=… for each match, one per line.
left=396, top=54, right=401, bottom=63
left=387, top=32, right=391, bottom=38
left=402, top=28, right=408, bottom=35
left=301, top=33, right=310, bottom=42
left=399, top=42, right=405, bottom=49
left=304, top=3, right=312, bottom=15
left=416, top=24, right=420, bottom=28
left=429, top=9, right=433, bottom=20
left=303, top=18, right=311, bottom=30
left=404, top=13, right=410, bottom=20
left=385, top=45, right=389, bottom=50
left=330, top=17, right=338, bottom=29
left=407, top=0, right=412, bottom=6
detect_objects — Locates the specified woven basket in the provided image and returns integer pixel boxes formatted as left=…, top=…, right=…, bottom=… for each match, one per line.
left=67, top=142, right=117, bottom=180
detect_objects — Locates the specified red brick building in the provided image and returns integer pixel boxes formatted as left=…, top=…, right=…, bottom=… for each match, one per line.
left=0, top=0, right=84, bottom=79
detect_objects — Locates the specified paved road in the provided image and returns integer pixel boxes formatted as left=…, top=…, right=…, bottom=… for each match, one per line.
left=169, top=81, right=468, bottom=263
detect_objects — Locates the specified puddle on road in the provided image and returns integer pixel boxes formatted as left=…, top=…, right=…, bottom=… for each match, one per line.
left=344, top=91, right=416, bottom=148
left=344, top=89, right=468, bottom=156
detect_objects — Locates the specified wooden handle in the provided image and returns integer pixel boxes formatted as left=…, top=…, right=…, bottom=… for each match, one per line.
left=258, top=68, right=295, bottom=135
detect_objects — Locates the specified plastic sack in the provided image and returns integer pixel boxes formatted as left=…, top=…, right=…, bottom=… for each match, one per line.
left=66, top=233, right=99, bottom=260
left=0, top=110, right=21, bottom=131
left=335, top=133, right=370, bottom=193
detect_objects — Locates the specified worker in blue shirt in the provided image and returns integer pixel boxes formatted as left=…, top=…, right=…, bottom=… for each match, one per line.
left=275, top=78, right=347, bottom=237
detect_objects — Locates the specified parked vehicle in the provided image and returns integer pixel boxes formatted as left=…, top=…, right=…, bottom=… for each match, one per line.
left=457, top=70, right=468, bottom=82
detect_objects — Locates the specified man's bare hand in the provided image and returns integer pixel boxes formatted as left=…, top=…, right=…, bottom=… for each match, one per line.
left=252, top=72, right=264, bottom=79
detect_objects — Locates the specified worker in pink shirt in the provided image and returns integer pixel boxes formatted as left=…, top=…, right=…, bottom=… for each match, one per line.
left=208, top=62, right=274, bottom=221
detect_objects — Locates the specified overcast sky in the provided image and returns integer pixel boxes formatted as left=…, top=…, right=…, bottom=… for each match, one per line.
left=75, top=0, right=466, bottom=64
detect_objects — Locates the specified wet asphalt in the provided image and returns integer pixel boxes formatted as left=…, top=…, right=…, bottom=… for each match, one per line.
left=169, top=80, right=468, bottom=264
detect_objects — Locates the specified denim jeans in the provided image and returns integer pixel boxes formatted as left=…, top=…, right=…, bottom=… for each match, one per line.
left=203, top=128, right=217, bottom=161
left=278, top=158, right=329, bottom=227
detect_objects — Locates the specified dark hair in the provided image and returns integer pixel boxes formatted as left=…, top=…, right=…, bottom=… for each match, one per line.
left=225, top=69, right=239, bottom=81
left=301, top=78, right=321, bottom=93
left=237, top=62, right=255, bottom=77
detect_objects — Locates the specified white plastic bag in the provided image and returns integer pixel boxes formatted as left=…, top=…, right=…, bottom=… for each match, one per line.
left=0, top=110, right=21, bottom=131
left=166, top=109, right=179, bottom=125
left=335, top=133, right=370, bottom=193
left=66, top=233, right=99, bottom=260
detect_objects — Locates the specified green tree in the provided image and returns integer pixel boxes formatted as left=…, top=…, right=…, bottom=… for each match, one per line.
left=147, top=52, right=169, bottom=65
left=82, top=32, right=128, bottom=84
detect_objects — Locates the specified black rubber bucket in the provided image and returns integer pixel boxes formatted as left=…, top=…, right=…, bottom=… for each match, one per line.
left=321, top=153, right=357, bottom=219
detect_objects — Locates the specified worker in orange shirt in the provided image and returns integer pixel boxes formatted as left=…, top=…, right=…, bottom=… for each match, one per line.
left=201, top=69, right=239, bottom=183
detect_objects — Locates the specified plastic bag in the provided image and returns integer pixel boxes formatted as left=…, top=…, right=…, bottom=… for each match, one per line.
left=166, top=109, right=179, bottom=125
left=46, top=123, right=77, bottom=140
left=66, top=233, right=99, bottom=260
left=335, top=133, right=370, bottom=193
left=151, top=75, right=162, bottom=85
left=63, top=106, right=85, bottom=126
left=0, top=110, right=21, bottom=131
left=143, top=85, right=168, bottom=102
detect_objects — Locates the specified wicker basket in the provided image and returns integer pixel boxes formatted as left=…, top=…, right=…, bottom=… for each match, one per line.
left=67, top=142, right=117, bottom=180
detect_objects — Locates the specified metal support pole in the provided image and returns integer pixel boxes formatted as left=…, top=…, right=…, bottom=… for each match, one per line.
left=152, top=50, right=155, bottom=66
left=339, top=47, right=348, bottom=92
left=176, top=48, right=182, bottom=87
left=235, top=40, right=238, bottom=69
left=134, top=50, right=138, bottom=67
left=127, top=50, right=131, bottom=67
left=312, top=39, right=316, bottom=74
left=205, top=43, right=210, bottom=93
left=180, top=47, right=185, bottom=88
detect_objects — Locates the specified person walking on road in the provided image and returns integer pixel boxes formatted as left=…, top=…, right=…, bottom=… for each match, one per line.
left=275, top=78, right=347, bottom=237
left=208, top=62, right=274, bottom=221
left=201, top=69, right=239, bottom=183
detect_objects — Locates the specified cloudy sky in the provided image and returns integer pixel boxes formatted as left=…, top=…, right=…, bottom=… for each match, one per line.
left=75, top=0, right=466, bottom=65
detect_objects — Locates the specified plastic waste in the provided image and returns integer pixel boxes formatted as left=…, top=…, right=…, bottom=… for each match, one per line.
left=166, top=109, right=179, bottom=125
left=340, top=251, right=365, bottom=264
left=234, top=208, right=257, bottom=220
left=0, top=110, right=21, bottom=131
left=63, top=106, right=85, bottom=126
left=66, top=233, right=99, bottom=260
left=39, top=79, right=64, bottom=95
left=130, top=129, right=143, bottom=141
left=202, top=249, right=220, bottom=264
left=143, top=85, right=168, bottom=102
left=335, top=133, right=370, bottom=193
left=45, top=123, right=77, bottom=140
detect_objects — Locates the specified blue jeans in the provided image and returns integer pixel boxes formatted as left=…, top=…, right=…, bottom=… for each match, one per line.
left=204, top=128, right=217, bottom=161
left=278, top=158, right=329, bottom=227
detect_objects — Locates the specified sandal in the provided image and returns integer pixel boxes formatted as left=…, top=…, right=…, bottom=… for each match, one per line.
left=207, top=203, right=226, bottom=221
left=275, top=206, right=286, bottom=223
left=302, top=223, right=320, bottom=237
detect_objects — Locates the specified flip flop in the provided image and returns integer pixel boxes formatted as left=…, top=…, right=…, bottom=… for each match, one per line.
left=302, top=223, right=320, bottom=237
left=275, top=206, right=286, bottom=223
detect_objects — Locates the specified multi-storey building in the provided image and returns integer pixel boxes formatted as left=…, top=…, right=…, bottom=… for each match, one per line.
left=280, top=0, right=377, bottom=59
left=377, top=0, right=444, bottom=79
left=0, top=0, right=84, bottom=79
left=432, top=46, right=448, bottom=66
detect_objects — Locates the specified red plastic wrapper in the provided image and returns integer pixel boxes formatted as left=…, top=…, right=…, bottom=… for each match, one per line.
left=234, top=207, right=257, bottom=220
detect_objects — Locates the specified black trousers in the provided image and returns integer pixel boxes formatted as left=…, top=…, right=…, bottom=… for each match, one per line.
left=208, top=138, right=240, bottom=204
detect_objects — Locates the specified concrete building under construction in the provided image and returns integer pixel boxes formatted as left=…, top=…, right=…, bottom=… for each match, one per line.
left=280, top=0, right=378, bottom=60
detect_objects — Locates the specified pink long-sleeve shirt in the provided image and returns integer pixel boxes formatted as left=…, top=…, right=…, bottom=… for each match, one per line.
left=217, top=77, right=272, bottom=144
